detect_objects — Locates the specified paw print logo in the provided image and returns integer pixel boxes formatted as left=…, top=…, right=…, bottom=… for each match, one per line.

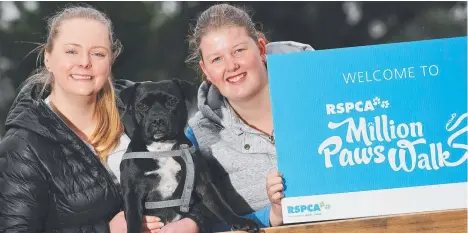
left=320, top=201, right=325, bottom=208
left=324, top=204, right=331, bottom=210
left=373, top=97, right=381, bottom=106
left=380, top=100, right=390, bottom=108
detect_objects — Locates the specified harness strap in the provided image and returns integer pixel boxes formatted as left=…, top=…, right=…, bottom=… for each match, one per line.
left=122, top=146, right=196, bottom=160
left=145, top=199, right=182, bottom=209
left=180, top=146, right=195, bottom=212
left=121, top=145, right=196, bottom=213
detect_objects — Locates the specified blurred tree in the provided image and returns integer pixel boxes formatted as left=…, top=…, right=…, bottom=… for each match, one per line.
left=0, top=1, right=466, bottom=137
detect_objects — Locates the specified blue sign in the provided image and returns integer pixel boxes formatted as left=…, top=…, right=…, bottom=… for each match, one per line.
left=267, top=37, right=467, bottom=201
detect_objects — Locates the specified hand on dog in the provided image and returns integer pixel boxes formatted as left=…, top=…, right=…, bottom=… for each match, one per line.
left=158, top=218, right=199, bottom=233
left=266, top=171, right=284, bottom=227
left=109, top=212, right=127, bottom=233
left=109, top=211, right=164, bottom=233
left=142, top=215, right=165, bottom=233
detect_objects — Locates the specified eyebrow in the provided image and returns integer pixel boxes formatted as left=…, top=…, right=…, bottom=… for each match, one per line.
left=64, top=43, right=109, bottom=51
left=233, top=42, right=248, bottom=47
left=205, top=42, right=249, bottom=58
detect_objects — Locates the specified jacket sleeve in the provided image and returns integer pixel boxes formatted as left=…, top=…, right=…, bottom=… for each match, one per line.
left=242, top=205, right=271, bottom=228
left=0, top=134, right=49, bottom=233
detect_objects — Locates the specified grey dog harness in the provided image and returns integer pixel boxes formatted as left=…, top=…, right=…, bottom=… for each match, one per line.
left=121, top=145, right=195, bottom=213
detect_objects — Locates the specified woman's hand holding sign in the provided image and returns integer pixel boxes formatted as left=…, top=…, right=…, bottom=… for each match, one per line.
left=266, top=171, right=284, bottom=227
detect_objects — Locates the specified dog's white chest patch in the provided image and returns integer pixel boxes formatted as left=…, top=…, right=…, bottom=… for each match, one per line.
left=144, top=142, right=182, bottom=199
left=146, top=141, right=176, bottom=152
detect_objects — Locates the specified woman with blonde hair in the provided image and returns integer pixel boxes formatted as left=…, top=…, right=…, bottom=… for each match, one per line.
left=0, top=5, right=160, bottom=233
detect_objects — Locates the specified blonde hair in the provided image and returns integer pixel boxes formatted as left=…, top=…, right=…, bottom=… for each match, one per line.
left=186, top=3, right=269, bottom=81
left=24, top=4, right=123, bottom=163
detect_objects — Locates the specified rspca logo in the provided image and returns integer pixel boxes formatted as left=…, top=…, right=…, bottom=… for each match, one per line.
left=326, top=97, right=390, bottom=115
left=287, top=201, right=331, bottom=215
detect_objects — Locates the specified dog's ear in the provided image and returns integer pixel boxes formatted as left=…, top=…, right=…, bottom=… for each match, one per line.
left=118, top=83, right=140, bottom=139
left=173, top=79, right=199, bottom=120
left=119, top=84, right=137, bottom=109
left=114, top=79, right=135, bottom=94
left=114, top=79, right=135, bottom=111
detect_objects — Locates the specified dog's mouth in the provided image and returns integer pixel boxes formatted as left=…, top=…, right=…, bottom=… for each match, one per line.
left=153, top=133, right=167, bottom=140
left=142, top=113, right=181, bottom=143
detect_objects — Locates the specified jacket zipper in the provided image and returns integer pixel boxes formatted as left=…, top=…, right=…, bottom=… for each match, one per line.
left=40, top=101, right=121, bottom=199
left=216, top=121, right=276, bottom=145
left=269, top=135, right=275, bottom=145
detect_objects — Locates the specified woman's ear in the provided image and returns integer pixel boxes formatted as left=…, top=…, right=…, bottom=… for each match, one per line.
left=199, top=60, right=211, bottom=82
left=44, top=52, right=51, bottom=72
left=257, top=37, right=267, bottom=63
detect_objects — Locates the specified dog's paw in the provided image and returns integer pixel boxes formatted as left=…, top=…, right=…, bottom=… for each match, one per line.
left=231, top=218, right=261, bottom=233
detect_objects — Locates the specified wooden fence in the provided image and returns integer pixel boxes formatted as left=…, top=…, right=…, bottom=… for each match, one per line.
left=224, top=209, right=467, bottom=233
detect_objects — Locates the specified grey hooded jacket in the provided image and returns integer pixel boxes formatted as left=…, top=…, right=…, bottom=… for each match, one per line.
left=188, top=41, right=314, bottom=215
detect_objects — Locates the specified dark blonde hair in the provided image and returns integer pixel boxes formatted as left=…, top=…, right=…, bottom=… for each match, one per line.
left=186, top=3, right=269, bottom=80
left=24, top=4, right=123, bottom=163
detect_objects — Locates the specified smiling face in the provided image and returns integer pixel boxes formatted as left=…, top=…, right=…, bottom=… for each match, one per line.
left=199, top=26, right=269, bottom=102
left=44, top=18, right=112, bottom=98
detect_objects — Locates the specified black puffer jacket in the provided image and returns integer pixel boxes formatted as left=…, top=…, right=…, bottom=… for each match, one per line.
left=0, top=82, right=122, bottom=232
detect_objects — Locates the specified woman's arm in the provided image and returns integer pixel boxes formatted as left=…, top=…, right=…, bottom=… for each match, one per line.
left=0, top=135, right=49, bottom=232
left=242, top=205, right=271, bottom=228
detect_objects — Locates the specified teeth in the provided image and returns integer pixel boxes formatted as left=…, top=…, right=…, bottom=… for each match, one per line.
left=71, top=75, right=92, bottom=80
left=228, top=73, right=245, bottom=83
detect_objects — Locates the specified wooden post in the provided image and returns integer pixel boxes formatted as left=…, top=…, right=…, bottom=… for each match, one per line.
left=225, top=209, right=467, bottom=233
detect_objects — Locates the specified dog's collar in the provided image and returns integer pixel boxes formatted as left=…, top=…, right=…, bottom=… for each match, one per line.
left=122, top=144, right=195, bottom=213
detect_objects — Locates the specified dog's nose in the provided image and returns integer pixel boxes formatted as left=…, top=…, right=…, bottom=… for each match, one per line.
left=152, top=117, right=166, bottom=126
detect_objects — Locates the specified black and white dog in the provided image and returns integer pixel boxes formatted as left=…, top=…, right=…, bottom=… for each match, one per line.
left=118, top=80, right=259, bottom=233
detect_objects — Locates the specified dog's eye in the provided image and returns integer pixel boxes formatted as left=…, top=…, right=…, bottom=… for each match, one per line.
left=136, top=103, right=148, bottom=111
left=166, top=98, right=177, bottom=108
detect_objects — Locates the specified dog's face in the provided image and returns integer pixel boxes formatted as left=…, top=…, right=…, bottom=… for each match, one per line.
left=119, top=79, right=198, bottom=145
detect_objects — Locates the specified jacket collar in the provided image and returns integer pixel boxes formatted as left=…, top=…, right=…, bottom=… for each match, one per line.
left=6, top=82, right=84, bottom=144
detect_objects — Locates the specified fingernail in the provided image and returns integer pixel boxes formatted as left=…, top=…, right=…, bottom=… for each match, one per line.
left=155, top=217, right=160, bottom=221
left=159, top=222, right=165, bottom=227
